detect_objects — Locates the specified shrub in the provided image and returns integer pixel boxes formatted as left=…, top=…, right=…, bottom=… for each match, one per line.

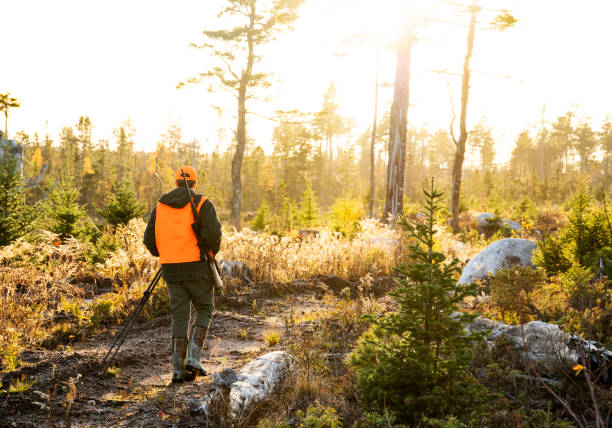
left=534, top=189, right=612, bottom=277
left=329, top=197, right=363, bottom=237
left=257, top=405, right=341, bottom=428
left=251, top=200, right=272, bottom=231
left=90, top=296, right=118, bottom=326
left=85, top=228, right=121, bottom=265
left=557, top=264, right=612, bottom=346
left=348, top=180, right=487, bottom=425
left=48, top=184, right=87, bottom=241
left=489, top=266, right=547, bottom=323
left=98, top=179, right=145, bottom=226
left=535, top=207, right=567, bottom=236
left=42, top=323, right=83, bottom=349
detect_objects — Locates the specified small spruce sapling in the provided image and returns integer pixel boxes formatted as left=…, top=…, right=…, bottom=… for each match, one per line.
left=98, top=180, right=145, bottom=227
left=349, top=178, right=487, bottom=424
left=299, top=181, right=319, bottom=227
left=0, top=142, right=37, bottom=246
left=48, top=184, right=87, bottom=241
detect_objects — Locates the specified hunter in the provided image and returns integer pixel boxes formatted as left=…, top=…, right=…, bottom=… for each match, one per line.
left=143, top=166, right=222, bottom=383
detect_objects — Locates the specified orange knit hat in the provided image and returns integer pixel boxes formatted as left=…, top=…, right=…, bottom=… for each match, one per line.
left=176, top=166, right=197, bottom=184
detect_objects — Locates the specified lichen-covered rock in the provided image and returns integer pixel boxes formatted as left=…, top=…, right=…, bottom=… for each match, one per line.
left=221, top=260, right=253, bottom=285
left=458, top=238, right=536, bottom=284
left=497, top=321, right=578, bottom=364
left=463, top=318, right=575, bottom=364
left=192, top=351, right=294, bottom=421
left=476, top=212, right=522, bottom=233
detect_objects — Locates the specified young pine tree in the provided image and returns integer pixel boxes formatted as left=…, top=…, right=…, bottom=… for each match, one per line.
left=49, top=184, right=87, bottom=241
left=250, top=200, right=272, bottom=231
left=0, top=142, right=37, bottom=246
left=279, top=196, right=299, bottom=231
left=299, top=182, right=319, bottom=228
left=98, top=180, right=145, bottom=226
left=349, top=179, right=486, bottom=424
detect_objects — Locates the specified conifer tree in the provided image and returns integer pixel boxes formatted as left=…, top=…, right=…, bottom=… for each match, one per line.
left=250, top=200, right=271, bottom=231
left=0, top=142, right=37, bottom=246
left=349, top=179, right=486, bottom=424
left=98, top=179, right=145, bottom=226
left=278, top=196, right=298, bottom=231
left=180, top=0, right=305, bottom=230
left=49, top=184, right=87, bottom=241
left=299, top=182, right=319, bottom=227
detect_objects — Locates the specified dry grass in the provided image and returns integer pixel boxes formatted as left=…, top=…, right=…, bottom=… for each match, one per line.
left=220, top=218, right=404, bottom=282
left=0, top=218, right=405, bottom=372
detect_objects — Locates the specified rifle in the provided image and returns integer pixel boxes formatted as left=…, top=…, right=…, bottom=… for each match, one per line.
left=99, top=268, right=162, bottom=376
left=181, top=168, right=224, bottom=295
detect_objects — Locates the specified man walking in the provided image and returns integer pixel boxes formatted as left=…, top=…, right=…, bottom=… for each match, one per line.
left=143, top=166, right=222, bottom=383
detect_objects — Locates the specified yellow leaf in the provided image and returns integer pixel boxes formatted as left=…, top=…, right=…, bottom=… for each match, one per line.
left=572, top=364, right=584, bottom=375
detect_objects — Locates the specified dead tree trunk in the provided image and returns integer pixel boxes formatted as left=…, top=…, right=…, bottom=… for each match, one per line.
left=369, top=47, right=380, bottom=218
left=230, top=4, right=256, bottom=231
left=449, top=0, right=478, bottom=233
left=383, top=24, right=415, bottom=224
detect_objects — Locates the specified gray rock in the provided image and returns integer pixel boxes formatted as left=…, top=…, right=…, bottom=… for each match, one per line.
left=221, top=260, right=253, bottom=285
left=462, top=315, right=612, bottom=381
left=458, top=238, right=536, bottom=284
left=298, top=229, right=320, bottom=240
left=476, top=212, right=522, bottom=233
left=464, top=316, right=509, bottom=335
left=497, top=321, right=578, bottom=364
left=476, top=212, right=496, bottom=226
left=504, top=219, right=522, bottom=232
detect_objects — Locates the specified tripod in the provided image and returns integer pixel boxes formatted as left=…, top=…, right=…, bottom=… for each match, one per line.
left=99, top=268, right=162, bottom=376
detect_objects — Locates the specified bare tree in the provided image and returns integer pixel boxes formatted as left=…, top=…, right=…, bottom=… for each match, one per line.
left=369, top=47, right=380, bottom=218
left=179, top=0, right=304, bottom=230
left=448, top=3, right=516, bottom=232
left=384, top=21, right=416, bottom=223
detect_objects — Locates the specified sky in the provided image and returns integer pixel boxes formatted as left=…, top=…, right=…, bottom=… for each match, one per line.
left=3, top=0, right=612, bottom=164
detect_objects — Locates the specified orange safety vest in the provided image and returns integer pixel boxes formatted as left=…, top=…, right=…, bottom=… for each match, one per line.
left=155, top=196, right=207, bottom=264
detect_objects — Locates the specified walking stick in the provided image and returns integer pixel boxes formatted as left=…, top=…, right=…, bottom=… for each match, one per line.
left=99, top=268, right=162, bottom=376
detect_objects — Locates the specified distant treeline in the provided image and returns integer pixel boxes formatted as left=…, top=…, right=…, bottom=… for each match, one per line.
left=13, top=105, right=612, bottom=224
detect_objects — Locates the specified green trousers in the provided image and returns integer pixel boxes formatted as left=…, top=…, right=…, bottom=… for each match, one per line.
left=166, top=277, right=214, bottom=338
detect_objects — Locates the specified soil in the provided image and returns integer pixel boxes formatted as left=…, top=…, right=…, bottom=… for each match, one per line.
left=0, top=276, right=394, bottom=427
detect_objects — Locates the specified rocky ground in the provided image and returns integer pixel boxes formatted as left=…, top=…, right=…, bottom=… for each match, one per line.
left=0, top=275, right=393, bottom=427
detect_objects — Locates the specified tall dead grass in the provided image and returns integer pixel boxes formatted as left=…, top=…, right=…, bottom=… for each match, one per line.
left=220, top=218, right=404, bottom=282
left=0, top=218, right=405, bottom=371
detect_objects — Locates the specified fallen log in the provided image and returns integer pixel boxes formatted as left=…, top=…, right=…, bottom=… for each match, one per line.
left=191, top=350, right=295, bottom=424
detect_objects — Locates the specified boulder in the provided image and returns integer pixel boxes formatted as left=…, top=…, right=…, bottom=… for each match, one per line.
left=463, top=318, right=575, bottom=364
left=504, top=219, right=522, bottom=232
left=191, top=351, right=295, bottom=422
left=221, top=260, right=253, bottom=285
left=496, top=321, right=577, bottom=364
left=298, top=229, right=320, bottom=240
left=476, top=212, right=522, bottom=233
left=458, top=238, right=536, bottom=284
left=463, top=316, right=611, bottom=381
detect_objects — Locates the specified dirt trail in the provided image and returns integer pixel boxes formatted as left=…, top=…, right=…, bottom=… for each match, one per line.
left=1, top=275, right=388, bottom=427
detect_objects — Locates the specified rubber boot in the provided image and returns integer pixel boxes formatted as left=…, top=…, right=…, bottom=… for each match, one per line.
left=171, top=337, right=188, bottom=383
left=185, top=326, right=208, bottom=376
